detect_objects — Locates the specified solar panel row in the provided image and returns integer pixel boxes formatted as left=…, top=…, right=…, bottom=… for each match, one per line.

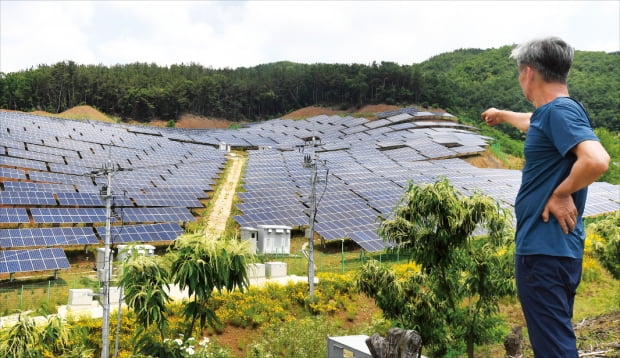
left=0, top=166, right=27, bottom=180
left=0, top=248, right=70, bottom=274
left=0, top=191, right=57, bottom=205
left=0, top=227, right=99, bottom=248
left=94, top=222, right=182, bottom=244
left=0, top=208, right=30, bottom=223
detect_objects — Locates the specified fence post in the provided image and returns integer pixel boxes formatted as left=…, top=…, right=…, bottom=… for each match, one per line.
left=341, top=239, right=345, bottom=274
left=47, top=280, right=51, bottom=305
left=19, top=285, right=24, bottom=310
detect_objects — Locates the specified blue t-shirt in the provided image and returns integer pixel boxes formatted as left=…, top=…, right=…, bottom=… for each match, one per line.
left=514, top=97, right=599, bottom=258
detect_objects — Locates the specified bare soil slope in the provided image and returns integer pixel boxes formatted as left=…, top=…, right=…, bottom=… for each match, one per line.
left=281, top=104, right=401, bottom=120
left=150, top=113, right=234, bottom=129
left=281, top=106, right=347, bottom=119
left=3, top=105, right=116, bottom=123
left=58, top=105, right=116, bottom=122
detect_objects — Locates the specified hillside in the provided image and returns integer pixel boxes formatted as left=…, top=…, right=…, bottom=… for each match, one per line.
left=2, top=50, right=617, bottom=131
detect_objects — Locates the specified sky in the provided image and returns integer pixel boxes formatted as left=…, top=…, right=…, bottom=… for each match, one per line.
left=1, top=0, right=619, bottom=74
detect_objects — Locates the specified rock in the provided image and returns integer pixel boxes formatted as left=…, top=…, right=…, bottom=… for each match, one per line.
left=366, top=327, right=422, bottom=358
left=504, top=325, right=523, bottom=357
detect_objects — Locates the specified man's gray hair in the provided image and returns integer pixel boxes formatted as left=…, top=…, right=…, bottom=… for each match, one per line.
left=510, top=37, right=574, bottom=84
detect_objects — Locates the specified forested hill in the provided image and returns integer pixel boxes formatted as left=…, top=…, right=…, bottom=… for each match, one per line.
left=1, top=46, right=618, bottom=131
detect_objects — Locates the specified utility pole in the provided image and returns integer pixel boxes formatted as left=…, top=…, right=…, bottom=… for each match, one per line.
left=307, top=154, right=317, bottom=297
left=101, top=159, right=113, bottom=358
left=302, top=135, right=323, bottom=298
left=88, top=144, right=132, bottom=358
left=90, top=157, right=114, bottom=358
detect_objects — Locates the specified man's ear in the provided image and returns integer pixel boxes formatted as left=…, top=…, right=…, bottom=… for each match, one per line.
left=525, top=66, right=537, bottom=81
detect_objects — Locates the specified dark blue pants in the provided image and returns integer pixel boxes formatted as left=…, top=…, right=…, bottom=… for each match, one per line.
left=515, top=254, right=582, bottom=357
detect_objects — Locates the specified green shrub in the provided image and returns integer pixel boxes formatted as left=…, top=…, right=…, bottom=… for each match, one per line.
left=587, top=211, right=620, bottom=279
left=245, top=317, right=346, bottom=358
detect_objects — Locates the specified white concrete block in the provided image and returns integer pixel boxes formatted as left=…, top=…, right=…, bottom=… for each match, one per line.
left=248, top=263, right=266, bottom=279
left=265, top=261, right=287, bottom=278
left=68, top=289, right=94, bottom=306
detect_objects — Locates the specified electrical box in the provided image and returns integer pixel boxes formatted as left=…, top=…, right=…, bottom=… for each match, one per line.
left=117, top=244, right=155, bottom=262
left=256, top=224, right=291, bottom=254
left=96, top=247, right=113, bottom=282
left=326, top=335, right=372, bottom=358
left=100, top=286, right=123, bottom=306
left=219, top=142, right=231, bottom=152
left=240, top=227, right=258, bottom=254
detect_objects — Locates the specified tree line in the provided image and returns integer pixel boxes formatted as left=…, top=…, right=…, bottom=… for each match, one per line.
left=1, top=46, right=618, bottom=132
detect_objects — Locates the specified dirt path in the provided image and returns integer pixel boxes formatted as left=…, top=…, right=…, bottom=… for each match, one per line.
left=204, top=154, right=245, bottom=237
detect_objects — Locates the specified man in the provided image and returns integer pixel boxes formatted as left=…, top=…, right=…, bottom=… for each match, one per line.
left=481, top=37, right=610, bottom=357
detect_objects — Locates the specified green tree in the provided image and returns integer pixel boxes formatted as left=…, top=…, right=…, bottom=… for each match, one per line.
left=595, top=128, right=620, bottom=184
left=1, top=48, right=617, bottom=129
left=119, top=252, right=172, bottom=347
left=171, top=234, right=253, bottom=338
left=117, top=237, right=252, bottom=357
left=357, top=178, right=515, bottom=357
left=587, top=211, right=620, bottom=280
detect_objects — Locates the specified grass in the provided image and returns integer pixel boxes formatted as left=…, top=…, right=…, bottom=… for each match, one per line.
left=258, top=234, right=411, bottom=276
left=0, top=266, right=104, bottom=315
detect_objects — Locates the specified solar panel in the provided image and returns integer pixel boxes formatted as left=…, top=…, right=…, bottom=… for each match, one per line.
left=0, top=155, right=49, bottom=171
left=130, top=193, right=204, bottom=207
left=31, top=208, right=108, bottom=223
left=3, top=181, right=76, bottom=192
left=56, top=192, right=132, bottom=207
left=0, top=191, right=57, bottom=205
left=0, top=248, right=70, bottom=274
left=48, top=163, right=93, bottom=175
left=28, top=171, right=93, bottom=186
left=0, top=208, right=30, bottom=223
left=348, top=231, right=393, bottom=252
left=8, top=147, right=65, bottom=164
left=0, top=167, right=27, bottom=180
left=0, top=227, right=99, bottom=248
left=95, top=222, right=183, bottom=243
left=122, top=207, right=196, bottom=223
left=55, top=192, right=106, bottom=206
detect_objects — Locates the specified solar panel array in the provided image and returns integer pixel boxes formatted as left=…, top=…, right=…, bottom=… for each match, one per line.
left=228, top=112, right=618, bottom=251
left=1, top=106, right=619, bottom=279
left=1, top=111, right=226, bottom=275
